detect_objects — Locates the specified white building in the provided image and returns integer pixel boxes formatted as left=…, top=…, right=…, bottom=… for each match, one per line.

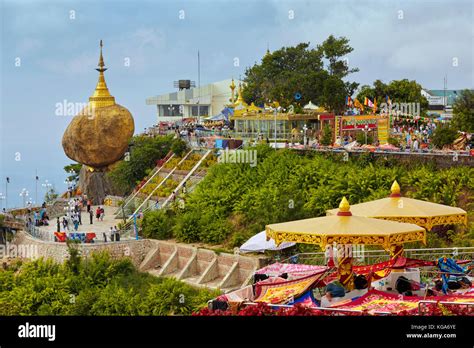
left=146, top=79, right=242, bottom=123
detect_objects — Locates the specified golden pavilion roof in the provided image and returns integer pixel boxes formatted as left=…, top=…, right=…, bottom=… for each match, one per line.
left=326, top=181, right=467, bottom=231
left=266, top=197, right=426, bottom=249
left=89, top=40, right=115, bottom=108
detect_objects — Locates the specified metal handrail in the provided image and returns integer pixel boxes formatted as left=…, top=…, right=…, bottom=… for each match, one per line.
left=118, top=151, right=176, bottom=214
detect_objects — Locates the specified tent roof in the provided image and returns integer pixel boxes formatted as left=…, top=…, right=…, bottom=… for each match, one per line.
left=266, top=197, right=425, bottom=249
left=326, top=181, right=467, bottom=230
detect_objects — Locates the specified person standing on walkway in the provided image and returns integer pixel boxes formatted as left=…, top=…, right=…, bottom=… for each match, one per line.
left=100, top=207, right=105, bottom=221
left=103, top=232, right=107, bottom=243
left=109, top=227, right=115, bottom=242
left=78, top=209, right=82, bottom=225
left=89, top=208, right=93, bottom=224
left=96, top=207, right=101, bottom=221
left=56, top=217, right=60, bottom=232
left=87, top=199, right=91, bottom=213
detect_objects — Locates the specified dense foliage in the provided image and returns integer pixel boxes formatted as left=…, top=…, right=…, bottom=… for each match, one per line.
left=356, top=79, right=429, bottom=115
left=142, top=145, right=474, bottom=249
left=0, top=249, right=218, bottom=315
left=107, top=135, right=186, bottom=195
left=452, top=89, right=474, bottom=133
left=431, top=125, right=459, bottom=149
left=242, top=36, right=359, bottom=113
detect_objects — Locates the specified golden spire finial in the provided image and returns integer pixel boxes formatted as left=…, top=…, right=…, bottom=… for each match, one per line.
left=337, top=197, right=352, bottom=216
left=229, top=78, right=236, bottom=104
left=390, top=180, right=401, bottom=197
left=89, top=40, right=115, bottom=108
left=235, top=82, right=244, bottom=105
left=97, top=39, right=106, bottom=72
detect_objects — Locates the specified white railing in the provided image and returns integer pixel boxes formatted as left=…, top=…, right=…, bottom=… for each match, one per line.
left=282, top=247, right=474, bottom=266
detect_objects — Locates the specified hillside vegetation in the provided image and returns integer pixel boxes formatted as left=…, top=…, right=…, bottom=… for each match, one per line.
left=142, top=145, right=474, bottom=250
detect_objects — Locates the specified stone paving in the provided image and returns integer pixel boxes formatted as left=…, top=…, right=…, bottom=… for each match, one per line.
left=39, top=205, right=127, bottom=242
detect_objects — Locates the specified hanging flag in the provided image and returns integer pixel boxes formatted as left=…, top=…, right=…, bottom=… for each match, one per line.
left=354, top=99, right=364, bottom=111
left=367, top=98, right=374, bottom=108
left=385, top=95, right=392, bottom=105
left=373, top=98, right=377, bottom=113
left=364, top=97, right=369, bottom=106
left=345, top=96, right=353, bottom=107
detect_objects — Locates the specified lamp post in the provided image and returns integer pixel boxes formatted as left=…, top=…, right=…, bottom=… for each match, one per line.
left=5, top=177, right=10, bottom=210
left=35, top=172, right=39, bottom=206
left=42, top=180, right=52, bottom=203
left=303, top=124, right=308, bottom=148
left=0, top=192, right=5, bottom=211
left=19, top=188, right=29, bottom=208
left=363, top=124, right=369, bottom=145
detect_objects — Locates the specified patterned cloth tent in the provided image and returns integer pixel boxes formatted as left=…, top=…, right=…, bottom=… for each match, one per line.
left=266, top=197, right=426, bottom=289
left=326, top=180, right=467, bottom=232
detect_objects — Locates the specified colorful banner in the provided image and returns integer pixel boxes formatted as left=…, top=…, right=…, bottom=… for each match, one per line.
left=377, top=117, right=389, bottom=145
left=335, top=116, right=341, bottom=138
left=332, top=289, right=474, bottom=315
left=255, top=263, right=327, bottom=278
left=255, top=271, right=327, bottom=304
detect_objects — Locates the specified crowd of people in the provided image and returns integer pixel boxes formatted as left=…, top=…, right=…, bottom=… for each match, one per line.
left=52, top=195, right=121, bottom=243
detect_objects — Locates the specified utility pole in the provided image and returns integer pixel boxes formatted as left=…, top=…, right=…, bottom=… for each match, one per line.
left=197, top=50, right=201, bottom=124
left=35, top=170, right=39, bottom=205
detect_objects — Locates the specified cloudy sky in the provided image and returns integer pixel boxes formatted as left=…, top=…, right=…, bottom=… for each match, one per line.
left=0, top=0, right=472, bottom=207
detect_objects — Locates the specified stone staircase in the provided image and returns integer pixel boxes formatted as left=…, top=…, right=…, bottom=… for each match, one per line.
left=139, top=240, right=263, bottom=292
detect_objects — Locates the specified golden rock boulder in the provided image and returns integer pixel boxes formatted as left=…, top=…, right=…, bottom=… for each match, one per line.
left=62, top=104, right=134, bottom=169
left=62, top=40, right=135, bottom=170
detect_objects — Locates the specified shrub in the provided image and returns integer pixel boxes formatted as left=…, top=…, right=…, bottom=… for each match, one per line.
left=320, top=124, right=333, bottom=146
left=431, top=125, right=458, bottom=149
left=141, top=209, right=175, bottom=239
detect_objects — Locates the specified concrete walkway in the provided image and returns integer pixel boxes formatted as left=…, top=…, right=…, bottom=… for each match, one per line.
left=38, top=205, right=126, bottom=242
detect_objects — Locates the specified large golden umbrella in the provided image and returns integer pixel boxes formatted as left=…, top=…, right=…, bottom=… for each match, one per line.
left=326, top=181, right=467, bottom=232
left=266, top=197, right=426, bottom=289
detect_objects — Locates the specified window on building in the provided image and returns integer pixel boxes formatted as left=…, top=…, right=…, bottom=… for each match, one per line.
left=191, top=105, right=209, bottom=116
left=160, top=105, right=183, bottom=117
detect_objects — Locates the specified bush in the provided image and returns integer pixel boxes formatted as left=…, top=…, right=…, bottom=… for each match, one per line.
left=142, top=209, right=175, bottom=239
left=0, top=251, right=217, bottom=316
left=320, top=124, right=333, bottom=146
left=356, top=131, right=374, bottom=145
left=171, top=138, right=189, bottom=157
left=107, top=135, right=175, bottom=195
left=431, top=125, right=458, bottom=149
left=162, top=147, right=473, bottom=249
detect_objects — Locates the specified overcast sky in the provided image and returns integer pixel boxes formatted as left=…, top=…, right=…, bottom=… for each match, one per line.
left=1, top=0, right=472, bottom=207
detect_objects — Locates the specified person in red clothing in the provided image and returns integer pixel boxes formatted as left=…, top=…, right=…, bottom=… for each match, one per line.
left=96, top=207, right=101, bottom=221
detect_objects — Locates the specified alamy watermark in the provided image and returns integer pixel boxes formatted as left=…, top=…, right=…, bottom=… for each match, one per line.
left=379, top=102, right=420, bottom=117
left=325, top=244, right=365, bottom=262
left=55, top=99, right=96, bottom=119
left=0, top=242, right=38, bottom=259
left=218, top=148, right=257, bottom=167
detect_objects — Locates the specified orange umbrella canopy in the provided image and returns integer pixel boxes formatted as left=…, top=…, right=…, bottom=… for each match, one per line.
left=326, top=181, right=467, bottom=231
left=266, top=197, right=426, bottom=250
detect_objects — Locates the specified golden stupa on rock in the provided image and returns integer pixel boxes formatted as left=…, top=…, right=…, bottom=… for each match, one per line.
left=62, top=40, right=135, bottom=170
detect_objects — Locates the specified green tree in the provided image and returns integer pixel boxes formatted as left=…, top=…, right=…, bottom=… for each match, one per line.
left=318, top=35, right=359, bottom=78
left=320, top=124, right=333, bottom=146
left=431, top=125, right=458, bottom=149
left=107, top=135, right=182, bottom=195
left=452, top=89, right=474, bottom=132
left=64, top=163, right=82, bottom=183
left=242, top=37, right=358, bottom=110
left=356, top=79, right=429, bottom=115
